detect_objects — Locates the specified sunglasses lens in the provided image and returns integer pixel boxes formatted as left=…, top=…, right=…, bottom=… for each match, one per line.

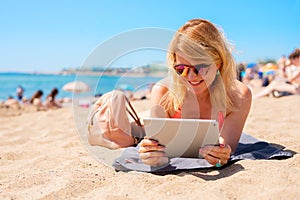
left=174, top=64, right=210, bottom=76
left=194, top=64, right=210, bottom=70
left=192, top=67, right=199, bottom=74
left=174, top=65, right=186, bottom=75
left=195, top=64, right=210, bottom=75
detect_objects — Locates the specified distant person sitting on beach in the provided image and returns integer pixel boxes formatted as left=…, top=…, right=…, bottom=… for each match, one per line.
left=4, top=96, right=20, bottom=109
left=261, top=63, right=278, bottom=87
left=254, top=48, right=300, bottom=98
left=139, top=19, right=252, bottom=167
left=131, top=83, right=154, bottom=100
left=261, top=70, right=276, bottom=87
left=236, top=63, right=246, bottom=82
left=21, top=97, right=30, bottom=105
left=29, top=90, right=45, bottom=110
left=45, top=88, right=62, bottom=109
left=16, top=85, right=24, bottom=101
left=277, top=54, right=290, bottom=79
left=242, top=63, right=257, bottom=84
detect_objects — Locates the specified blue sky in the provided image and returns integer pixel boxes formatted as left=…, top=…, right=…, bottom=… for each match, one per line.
left=0, top=0, right=299, bottom=72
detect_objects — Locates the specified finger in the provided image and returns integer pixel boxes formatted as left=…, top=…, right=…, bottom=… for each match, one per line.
left=208, top=151, right=230, bottom=162
left=199, top=145, right=227, bottom=157
left=140, top=150, right=168, bottom=167
left=199, top=146, right=231, bottom=162
left=138, top=145, right=165, bottom=153
left=142, top=156, right=169, bottom=166
left=205, top=153, right=229, bottom=166
left=140, top=138, right=159, bottom=147
left=204, top=153, right=220, bottom=166
left=199, top=146, right=217, bottom=158
left=203, top=144, right=231, bottom=155
left=219, top=136, right=226, bottom=147
left=139, top=151, right=166, bottom=160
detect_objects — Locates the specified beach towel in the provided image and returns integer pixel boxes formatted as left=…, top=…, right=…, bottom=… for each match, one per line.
left=112, top=133, right=295, bottom=172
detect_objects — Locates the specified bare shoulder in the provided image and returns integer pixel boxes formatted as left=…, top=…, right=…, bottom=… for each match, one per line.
left=151, top=78, right=169, bottom=104
left=152, top=78, right=169, bottom=95
left=235, top=80, right=252, bottom=98
left=235, top=80, right=252, bottom=107
left=149, top=78, right=171, bottom=117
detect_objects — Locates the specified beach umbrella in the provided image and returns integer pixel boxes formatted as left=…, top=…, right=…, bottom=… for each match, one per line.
left=117, top=84, right=135, bottom=91
left=246, top=63, right=256, bottom=68
left=62, top=81, right=90, bottom=93
left=262, top=63, right=278, bottom=72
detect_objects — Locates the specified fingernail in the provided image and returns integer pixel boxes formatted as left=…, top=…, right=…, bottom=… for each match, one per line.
left=150, top=139, right=159, bottom=143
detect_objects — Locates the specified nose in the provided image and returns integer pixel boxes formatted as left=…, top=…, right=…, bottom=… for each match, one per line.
left=186, top=68, right=199, bottom=81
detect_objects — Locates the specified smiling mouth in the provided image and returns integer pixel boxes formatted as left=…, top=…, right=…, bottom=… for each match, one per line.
left=188, top=80, right=204, bottom=86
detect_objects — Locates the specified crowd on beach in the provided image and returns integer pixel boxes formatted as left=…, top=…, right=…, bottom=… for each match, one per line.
left=1, top=81, right=155, bottom=112
left=0, top=86, right=66, bottom=111
left=237, top=48, right=300, bottom=98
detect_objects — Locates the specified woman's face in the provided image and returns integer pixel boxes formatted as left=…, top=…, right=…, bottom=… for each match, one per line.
left=174, top=54, right=218, bottom=94
left=292, top=57, right=300, bottom=66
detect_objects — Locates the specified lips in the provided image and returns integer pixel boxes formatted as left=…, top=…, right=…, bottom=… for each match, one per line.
left=188, top=80, right=204, bottom=86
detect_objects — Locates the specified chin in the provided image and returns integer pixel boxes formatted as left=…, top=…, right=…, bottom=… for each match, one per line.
left=190, top=86, right=206, bottom=95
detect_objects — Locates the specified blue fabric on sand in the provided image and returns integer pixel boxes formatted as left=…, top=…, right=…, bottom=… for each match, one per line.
left=112, top=133, right=295, bottom=172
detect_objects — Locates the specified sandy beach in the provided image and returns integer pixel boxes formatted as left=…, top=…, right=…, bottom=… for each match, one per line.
left=0, top=89, right=299, bottom=199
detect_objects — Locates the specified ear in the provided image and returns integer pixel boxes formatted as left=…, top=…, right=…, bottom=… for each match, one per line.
left=217, top=62, right=222, bottom=69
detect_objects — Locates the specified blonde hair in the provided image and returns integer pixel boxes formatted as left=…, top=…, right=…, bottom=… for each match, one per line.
left=162, top=19, right=241, bottom=115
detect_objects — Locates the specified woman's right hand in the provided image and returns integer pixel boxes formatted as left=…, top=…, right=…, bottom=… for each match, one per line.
left=138, top=138, right=169, bottom=167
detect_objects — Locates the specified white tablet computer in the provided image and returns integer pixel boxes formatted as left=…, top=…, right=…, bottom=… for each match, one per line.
left=143, top=117, right=219, bottom=158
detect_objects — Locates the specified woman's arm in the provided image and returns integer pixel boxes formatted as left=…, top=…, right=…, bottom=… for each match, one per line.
left=139, top=79, right=170, bottom=166
left=199, top=81, right=252, bottom=166
left=288, top=70, right=300, bottom=84
left=149, top=78, right=170, bottom=118
left=221, top=80, right=252, bottom=152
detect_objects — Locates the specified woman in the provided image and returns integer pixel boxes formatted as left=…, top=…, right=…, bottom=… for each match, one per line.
left=45, top=88, right=62, bottom=109
left=16, top=85, right=24, bottom=101
left=29, top=90, right=44, bottom=110
left=254, top=49, right=300, bottom=98
left=139, top=19, right=252, bottom=167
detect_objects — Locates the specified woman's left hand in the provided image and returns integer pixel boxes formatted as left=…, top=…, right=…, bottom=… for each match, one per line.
left=199, top=137, right=231, bottom=167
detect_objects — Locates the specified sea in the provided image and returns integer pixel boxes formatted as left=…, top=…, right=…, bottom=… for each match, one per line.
left=0, top=72, right=163, bottom=102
